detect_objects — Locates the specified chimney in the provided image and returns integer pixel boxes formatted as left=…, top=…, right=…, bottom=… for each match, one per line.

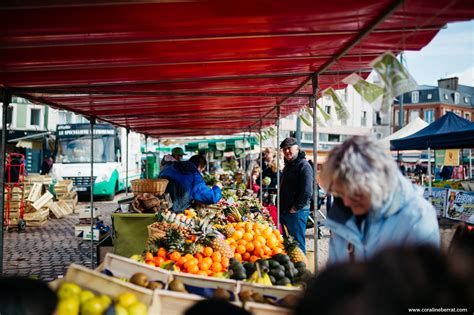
left=437, top=77, right=459, bottom=91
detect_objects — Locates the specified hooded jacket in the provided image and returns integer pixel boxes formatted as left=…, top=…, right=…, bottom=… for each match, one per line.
left=279, top=151, right=313, bottom=214
left=326, top=173, right=440, bottom=264
left=159, top=161, right=222, bottom=213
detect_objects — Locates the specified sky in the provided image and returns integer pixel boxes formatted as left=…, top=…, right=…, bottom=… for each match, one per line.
left=404, top=20, right=474, bottom=87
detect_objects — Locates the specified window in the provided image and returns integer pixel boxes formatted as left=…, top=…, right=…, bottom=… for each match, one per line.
left=454, top=93, right=460, bottom=104
left=319, top=133, right=328, bottom=142
left=361, top=111, right=367, bottom=126
left=328, top=134, right=340, bottom=142
left=412, top=91, right=419, bottom=103
left=325, top=106, right=331, bottom=115
left=375, top=111, right=382, bottom=125
left=394, top=109, right=399, bottom=126
left=409, top=110, right=419, bottom=122
left=30, top=108, right=41, bottom=126
left=427, top=93, right=433, bottom=100
left=302, top=132, right=313, bottom=142
left=424, top=109, right=434, bottom=123
left=464, top=112, right=471, bottom=121
left=464, top=96, right=470, bottom=104
left=444, top=94, right=449, bottom=100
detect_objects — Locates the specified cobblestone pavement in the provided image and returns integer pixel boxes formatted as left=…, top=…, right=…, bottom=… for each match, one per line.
left=2, top=195, right=457, bottom=281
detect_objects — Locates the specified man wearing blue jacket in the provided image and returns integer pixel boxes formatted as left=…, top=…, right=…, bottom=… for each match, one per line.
left=279, top=137, right=314, bottom=253
left=320, top=136, right=440, bottom=264
left=159, top=155, right=222, bottom=213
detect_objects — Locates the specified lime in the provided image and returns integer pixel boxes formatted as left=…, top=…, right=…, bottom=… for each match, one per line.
left=56, top=297, right=80, bottom=315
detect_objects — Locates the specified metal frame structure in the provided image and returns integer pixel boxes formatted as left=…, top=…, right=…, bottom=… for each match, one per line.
left=1, top=1, right=473, bottom=275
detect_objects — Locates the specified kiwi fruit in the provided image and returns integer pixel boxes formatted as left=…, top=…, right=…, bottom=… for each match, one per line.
left=147, top=281, right=164, bottom=290
left=213, top=287, right=231, bottom=301
left=130, top=272, right=149, bottom=288
left=168, top=279, right=187, bottom=293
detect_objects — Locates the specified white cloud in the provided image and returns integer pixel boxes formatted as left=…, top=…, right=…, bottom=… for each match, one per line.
left=448, top=66, right=474, bottom=86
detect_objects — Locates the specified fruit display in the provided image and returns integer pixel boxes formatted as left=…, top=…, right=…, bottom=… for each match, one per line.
left=131, top=193, right=173, bottom=213
left=55, top=282, right=148, bottom=315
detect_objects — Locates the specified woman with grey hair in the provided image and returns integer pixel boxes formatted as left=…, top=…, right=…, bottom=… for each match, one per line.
left=320, top=136, right=439, bottom=264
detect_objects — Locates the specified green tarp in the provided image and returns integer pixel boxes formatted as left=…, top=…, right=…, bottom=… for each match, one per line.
left=185, top=137, right=257, bottom=153
left=111, top=213, right=156, bottom=258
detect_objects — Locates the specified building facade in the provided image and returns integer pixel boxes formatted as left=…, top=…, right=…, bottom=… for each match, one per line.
left=392, top=77, right=474, bottom=132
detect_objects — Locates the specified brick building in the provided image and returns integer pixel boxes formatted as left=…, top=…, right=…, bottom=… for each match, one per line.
left=392, top=77, right=474, bottom=132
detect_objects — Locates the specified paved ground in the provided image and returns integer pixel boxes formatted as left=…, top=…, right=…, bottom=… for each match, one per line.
left=2, top=194, right=457, bottom=281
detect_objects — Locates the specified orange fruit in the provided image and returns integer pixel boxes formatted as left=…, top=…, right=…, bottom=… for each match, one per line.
left=254, top=248, right=264, bottom=258
left=234, top=253, right=242, bottom=262
left=184, top=253, right=194, bottom=260
left=197, top=270, right=208, bottom=277
left=256, top=236, right=266, bottom=245
left=230, top=245, right=237, bottom=253
left=243, top=232, right=254, bottom=242
left=264, top=246, right=273, bottom=256
left=245, top=222, right=253, bottom=231
left=203, top=257, right=213, bottom=266
left=194, top=253, right=203, bottom=262
left=184, top=258, right=198, bottom=270
left=203, top=247, right=213, bottom=257
left=245, top=242, right=255, bottom=253
left=206, top=270, right=213, bottom=276
left=145, top=252, right=154, bottom=261
left=211, top=262, right=222, bottom=273
left=153, top=256, right=164, bottom=267
left=198, top=261, right=211, bottom=271
left=237, top=239, right=247, bottom=247
left=146, top=261, right=156, bottom=267
left=242, top=252, right=251, bottom=261
left=253, top=240, right=262, bottom=249
left=236, top=245, right=246, bottom=255
left=169, top=251, right=181, bottom=262
left=231, top=230, right=243, bottom=240
left=157, top=248, right=167, bottom=258
left=272, top=247, right=283, bottom=255
left=249, top=255, right=259, bottom=263
left=221, top=257, right=229, bottom=269
left=188, top=264, right=200, bottom=274
left=176, top=257, right=188, bottom=267
left=211, top=252, right=222, bottom=262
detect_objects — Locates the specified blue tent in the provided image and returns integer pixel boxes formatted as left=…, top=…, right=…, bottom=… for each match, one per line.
left=390, top=112, right=474, bottom=150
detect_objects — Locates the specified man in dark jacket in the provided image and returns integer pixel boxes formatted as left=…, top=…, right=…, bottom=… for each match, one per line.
left=279, top=137, right=313, bottom=253
left=159, top=155, right=222, bottom=213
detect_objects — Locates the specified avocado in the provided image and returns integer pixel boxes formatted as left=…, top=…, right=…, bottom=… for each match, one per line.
left=273, top=254, right=290, bottom=264
left=268, top=260, right=281, bottom=269
left=285, top=268, right=298, bottom=279
left=256, top=259, right=269, bottom=270
left=232, top=270, right=247, bottom=280
left=283, top=261, right=295, bottom=270
left=274, top=265, right=285, bottom=272
left=276, top=277, right=291, bottom=286
left=269, top=275, right=277, bottom=284
left=294, top=261, right=307, bottom=269
left=269, top=269, right=285, bottom=280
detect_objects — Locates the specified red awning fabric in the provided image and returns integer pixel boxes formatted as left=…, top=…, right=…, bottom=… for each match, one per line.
left=1, top=0, right=473, bottom=137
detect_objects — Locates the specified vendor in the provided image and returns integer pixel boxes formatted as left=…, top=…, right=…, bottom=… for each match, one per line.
left=159, top=155, right=222, bottom=213
left=171, top=147, right=187, bottom=161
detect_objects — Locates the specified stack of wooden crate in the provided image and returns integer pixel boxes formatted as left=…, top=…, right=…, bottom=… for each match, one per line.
left=54, top=180, right=79, bottom=212
left=25, top=185, right=53, bottom=227
left=3, top=184, right=26, bottom=227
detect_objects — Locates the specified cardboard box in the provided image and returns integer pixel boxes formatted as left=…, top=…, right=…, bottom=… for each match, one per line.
left=74, top=224, right=100, bottom=241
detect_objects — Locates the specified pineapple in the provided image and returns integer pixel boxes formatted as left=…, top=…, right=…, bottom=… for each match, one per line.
left=193, top=216, right=233, bottom=259
left=283, top=234, right=308, bottom=265
left=166, top=228, right=186, bottom=253
left=183, top=242, right=202, bottom=255
left=217, top=224, right=235, bottom=238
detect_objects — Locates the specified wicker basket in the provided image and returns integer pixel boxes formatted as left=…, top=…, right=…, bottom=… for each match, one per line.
left=131, top=179, right=169, bottom=195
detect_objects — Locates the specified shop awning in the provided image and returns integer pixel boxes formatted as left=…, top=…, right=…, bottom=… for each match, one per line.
left=1, top=1, right=473, bottom=138
left=185, top=137, right=258, bottom=152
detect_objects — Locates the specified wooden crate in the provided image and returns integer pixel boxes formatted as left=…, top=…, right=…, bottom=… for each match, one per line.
left=27, top=183, right=43, bottom=203
left=24, top=208, right=49, bottom=223
left=63, top=194, right=79, bottom=211
left=244, top=301, right=293, bottom=315
left=49, top=201, right=70, bottom=219
left=49, top=264, right=157, bottom=313
left=54, top=180, right=73, bottom=194
left=153, top=290, right=204, bottom=315
left=57, top=200, right=73, bottom=215
left=56, top=190, right=77, bottom=200
left=171, top=272, right=240, bottom=302
left=98, top=253, right=172, bottom=289
left=32, top=191, right=54, bottom=210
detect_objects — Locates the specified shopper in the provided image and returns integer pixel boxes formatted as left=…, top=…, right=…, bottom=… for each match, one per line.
left=247, top=165, right=261, bottom=194
left=40, top=155, right=53, bottom=175
left=160, top=154, right=176, bottom=170
left=159, top=155, right=222, bottom=213
left=319, top=136, right=439, bottom=264
left=258, top=148, right=279, bottom=191
left=279, top=137, right=313, bottom=253
left=171, top=147, right=187, bottom=161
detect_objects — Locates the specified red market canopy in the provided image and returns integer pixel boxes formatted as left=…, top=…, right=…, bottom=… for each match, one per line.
left=1, top=0, right=473, bottom=138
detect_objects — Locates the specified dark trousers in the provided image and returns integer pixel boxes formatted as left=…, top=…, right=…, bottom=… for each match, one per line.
left=280, top=208, right=310, bottom=254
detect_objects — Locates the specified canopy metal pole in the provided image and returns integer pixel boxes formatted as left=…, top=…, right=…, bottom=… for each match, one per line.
left=276, top=106, right=281, bottom=229
left=259, top=123, right=263, bottom=206
left=0, top=90, right=12, bottom=275
left=89, top=118, right=95, bottom=269
left=125, top=128, right=129, bottom=197
left=470, top=149, right=472, bottom=179
left=145, top=135, right=148, bottom=179
left=243, top=131, right=247, bottom=173
left=428, top=147, right=432, bottom=204
left=311, top=75, right=319, bottom=275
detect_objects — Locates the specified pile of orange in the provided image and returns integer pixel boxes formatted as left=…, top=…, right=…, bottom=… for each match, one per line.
left=224, top=222, right=285, bottom=263
left=144, top=246, right=230, bottom=277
